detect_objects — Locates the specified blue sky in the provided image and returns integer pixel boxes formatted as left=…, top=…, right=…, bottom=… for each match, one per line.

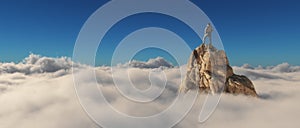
left=0, top=0, right=299, bottom=66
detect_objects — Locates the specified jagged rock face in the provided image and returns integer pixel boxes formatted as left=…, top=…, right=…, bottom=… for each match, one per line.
left=225, top=75, right=258, bottom=97
left=180, top=44, right=257, bottom=97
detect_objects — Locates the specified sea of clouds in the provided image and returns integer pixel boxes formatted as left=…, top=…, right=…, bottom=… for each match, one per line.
left=0, top=54, right=299, bottom=128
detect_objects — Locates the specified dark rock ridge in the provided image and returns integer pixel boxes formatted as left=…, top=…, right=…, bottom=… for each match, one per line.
left=179, top=44, right=258, bottom=97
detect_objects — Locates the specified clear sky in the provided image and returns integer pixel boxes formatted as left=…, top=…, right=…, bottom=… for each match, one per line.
left=0, top=0, right=299, bottom=66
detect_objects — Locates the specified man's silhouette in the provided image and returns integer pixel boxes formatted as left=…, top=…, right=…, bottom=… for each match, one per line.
left=202, top=23, right=213, bottom=45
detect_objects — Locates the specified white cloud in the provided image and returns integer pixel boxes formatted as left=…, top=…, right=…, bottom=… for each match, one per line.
left=0, top=53, right=82, bottom=75
left=233, top=63, right=300, bottom=81
left=269, top=62, right=300, bottom=73
left=119, top=57, right=174, bottom=69
left=233, top=66, right=285, bottom=80
left=238, top=63, right=300, bottom=73
left=0, top=55, right=300, bottom=128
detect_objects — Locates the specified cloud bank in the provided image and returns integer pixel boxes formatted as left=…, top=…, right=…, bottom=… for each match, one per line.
left=0, top=54, right=83, bottom=75
left=233, top=63, right=300, bottom=80
left=119, top=57, right=174, bottom=69
left=0, top=54, right=299, bottom=128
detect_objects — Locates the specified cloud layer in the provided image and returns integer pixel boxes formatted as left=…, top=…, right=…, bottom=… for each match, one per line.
left=0, top=54, right=299, bottom=128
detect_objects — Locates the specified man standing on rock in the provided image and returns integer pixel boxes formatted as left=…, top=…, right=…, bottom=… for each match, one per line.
left=202, top=23, right=213, bottom=45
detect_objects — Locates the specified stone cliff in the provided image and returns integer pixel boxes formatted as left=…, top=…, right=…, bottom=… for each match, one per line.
left=179, top=44, right=258, bottom=97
